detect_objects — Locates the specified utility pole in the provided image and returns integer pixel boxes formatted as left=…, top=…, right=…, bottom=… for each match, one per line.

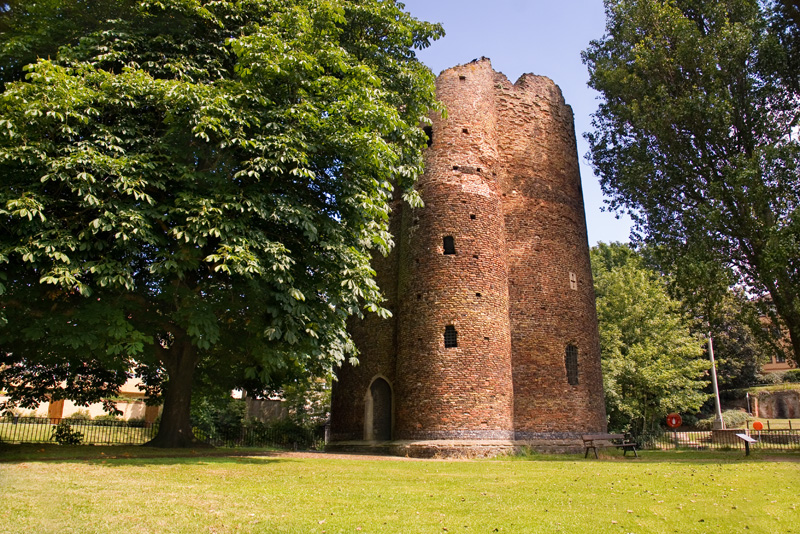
left=708, top=334, right=725, bottom=430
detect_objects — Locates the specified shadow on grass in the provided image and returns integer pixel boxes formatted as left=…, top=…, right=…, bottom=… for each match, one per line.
left=503, top=448, right=800, bottom=463
left=0, top=443, right=306, bottom=465
left=3, top=443, right=798, bottom=466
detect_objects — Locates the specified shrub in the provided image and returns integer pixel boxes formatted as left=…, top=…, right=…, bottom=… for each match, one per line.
left=126, top=416, right=147, bottom=428
left=191, top=397, right=246, bottom=443
left=66, top=409, right=92, bottom=421
left=783, top=369, right=800, bottom=383
left=757, top=372, right=785, bottom=385
left=94, top=414, right=122, bottom=426
left=52, top=421, right=83, bottom=445
left=263, top=418, right=316, bottom=449
left=694, top=409, right=750, bottom=430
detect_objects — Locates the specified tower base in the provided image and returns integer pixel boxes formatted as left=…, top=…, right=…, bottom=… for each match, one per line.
left=326, top=437, right=584, bottom=459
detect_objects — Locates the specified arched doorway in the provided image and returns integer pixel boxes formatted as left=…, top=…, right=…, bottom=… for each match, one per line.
left=364, top=377, right=392, bottom=441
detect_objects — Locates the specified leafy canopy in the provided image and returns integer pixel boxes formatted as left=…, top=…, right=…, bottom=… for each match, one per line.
left=584, top=0, right=800, bottom=364
left=0, top=0, right=443, bottom=446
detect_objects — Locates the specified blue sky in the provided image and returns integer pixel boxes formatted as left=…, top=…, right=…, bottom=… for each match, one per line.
left=399, top=0, right=633, bottom=246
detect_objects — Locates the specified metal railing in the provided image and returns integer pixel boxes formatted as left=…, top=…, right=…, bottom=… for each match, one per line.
left=196, top=424, right=323, bottom=450
left=0, top=416, right=157, bottom=445
left=0, top=416, right=324, bottom=450
left=640, top=429, right=800, bottom=452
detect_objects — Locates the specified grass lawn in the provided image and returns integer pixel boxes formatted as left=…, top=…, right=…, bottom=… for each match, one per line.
left=0, top=445, right=798, bottom=534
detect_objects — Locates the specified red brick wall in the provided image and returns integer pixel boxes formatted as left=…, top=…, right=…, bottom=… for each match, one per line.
left=330, top=58, right=606, bottom=443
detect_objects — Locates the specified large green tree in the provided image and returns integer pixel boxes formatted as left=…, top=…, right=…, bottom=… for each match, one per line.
left=592, top=243, right=708, bottom=436
left=584, top=0, right=800, bottom=364
left=0, top=0, right=442, bottom=447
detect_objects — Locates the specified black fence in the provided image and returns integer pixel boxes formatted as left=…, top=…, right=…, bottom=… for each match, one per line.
left=640, top=429, right=800, bottom=452
left=0, top=416, right=324, bottom=450
left=0, top=416, right=157, bottom=445
left=196, top=424, right=324, bottom=450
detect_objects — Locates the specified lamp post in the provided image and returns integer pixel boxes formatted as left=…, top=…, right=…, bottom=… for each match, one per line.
left=708, top=334, right=725, bottom=430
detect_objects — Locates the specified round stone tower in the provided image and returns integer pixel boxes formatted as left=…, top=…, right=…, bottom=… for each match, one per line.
left=329, top=58, right=606, bottom=455
left=393, top=61, right=515, bottom=440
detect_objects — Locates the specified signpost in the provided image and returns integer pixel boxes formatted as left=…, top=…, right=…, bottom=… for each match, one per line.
left=736, top=433, right=757, bottom=456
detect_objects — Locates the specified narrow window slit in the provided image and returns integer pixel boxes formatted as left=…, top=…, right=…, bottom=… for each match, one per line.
left=443, top=236, right=456, bottom=255
left=566, top=345, right=579, bottom=385
left=444, top=325, right=458, bottom=348
left=423, top=125, right=433, bottom=147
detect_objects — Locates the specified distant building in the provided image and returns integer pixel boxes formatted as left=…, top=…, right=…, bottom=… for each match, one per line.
left=0, top=377, right=160, bottom=423
left=762, top=352, right=795, bottom=374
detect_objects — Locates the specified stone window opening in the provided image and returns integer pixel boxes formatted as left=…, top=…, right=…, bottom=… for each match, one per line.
left=459, top=75, right=466, bottom=81
left=444, top=325, right=458, bottom=348
left=423, top=125, right=433, bottom=147
left=443, top=236, right=456, bottom=255
left=470, top=214, right=476, bottom=220
left=566, top=345, right=579, bottom=385
left=569, top=272, right=578, bottom=291
left=462, top=128, right=469, bottom=134
left=475, top=292, right=481, bottom=297
left=453, top=165, right=460, bottom=171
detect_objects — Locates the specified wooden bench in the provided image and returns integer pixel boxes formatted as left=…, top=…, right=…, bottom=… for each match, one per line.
left=582, top=433, right=638, bottom=458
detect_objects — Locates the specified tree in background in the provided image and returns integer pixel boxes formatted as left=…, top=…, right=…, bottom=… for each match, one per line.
left=0, top=0, right=443, bottom=447
left=584, top=0, right=800, bottom=364
left=592, top=243, right=708, bottom=436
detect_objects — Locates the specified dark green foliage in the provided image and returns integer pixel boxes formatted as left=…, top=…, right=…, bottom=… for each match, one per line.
left=191, top=397, right=246, bottom=442
left=51, top=421, right=83, bottom=444
left=584, top=0, right=800, bottom=365
left=0, top=0, right=443, bottom=447
left=93, top=414, right=122, bottom=426
left=784, top=369, right=800, bottom=382
left=0, top=0, right=135, bottom=90
left=189, top=396, right=320, bottom=448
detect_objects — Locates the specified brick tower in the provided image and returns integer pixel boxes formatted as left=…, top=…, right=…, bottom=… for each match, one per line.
left=329, top=58, right=606, bottom=456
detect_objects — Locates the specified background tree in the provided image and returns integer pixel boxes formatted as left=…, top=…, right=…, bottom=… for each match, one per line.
left=0, top=0, right=443, bottom=447
left=592, top=243, right=709, bottom=436
left=584, top=0, right=800, bottom=364
left=639, top=245, right=786, bottom=388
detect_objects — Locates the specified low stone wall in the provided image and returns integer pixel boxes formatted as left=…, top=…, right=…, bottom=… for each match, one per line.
left=752, top=390, right=799, bottom=419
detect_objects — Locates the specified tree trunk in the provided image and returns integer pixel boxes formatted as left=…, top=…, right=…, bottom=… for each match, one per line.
left=144, top=336, right=209, bottom=448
